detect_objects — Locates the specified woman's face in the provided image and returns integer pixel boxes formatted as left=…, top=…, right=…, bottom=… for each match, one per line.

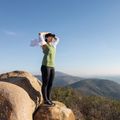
left=47, top=36, right=54, bottom=43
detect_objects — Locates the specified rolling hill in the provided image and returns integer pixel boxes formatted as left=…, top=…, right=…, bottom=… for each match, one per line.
left=68, top=78, right=120, bottom=99
left=35, top=71, right=83, bottom=86
left=35, top=71, right=120, bottom=99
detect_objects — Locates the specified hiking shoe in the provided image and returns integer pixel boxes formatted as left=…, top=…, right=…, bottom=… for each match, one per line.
left=44, top=100, right=54, bottom=106
left=48, top=100, right=55, bottom=106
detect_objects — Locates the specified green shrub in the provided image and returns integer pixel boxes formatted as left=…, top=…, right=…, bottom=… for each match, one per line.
left=52, top=87, right=120, bottom=120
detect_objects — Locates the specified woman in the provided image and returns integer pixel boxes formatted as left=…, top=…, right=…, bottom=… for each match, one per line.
left=39, top=32, right=59, bottom=106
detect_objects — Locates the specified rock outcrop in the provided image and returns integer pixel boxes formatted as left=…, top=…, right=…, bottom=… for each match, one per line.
left=34, top=101, right=75, bottom=120
left=0, top=70, right=42, bottom=120
left=0, top=70, right=75, bottom=120
left=0, top=81, right=36, bottom=120
left=0, top=70, right=43, bottom=107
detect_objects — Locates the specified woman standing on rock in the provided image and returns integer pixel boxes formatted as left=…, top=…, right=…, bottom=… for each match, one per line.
left=38, top=32, right=59, bottom=106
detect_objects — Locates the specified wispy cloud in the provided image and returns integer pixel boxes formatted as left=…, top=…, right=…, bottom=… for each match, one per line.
left=3, top=30, right=17, bottom=36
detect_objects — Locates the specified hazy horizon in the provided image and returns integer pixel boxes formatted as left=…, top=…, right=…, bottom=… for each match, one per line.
left=1, top=70, right=120, bottom=78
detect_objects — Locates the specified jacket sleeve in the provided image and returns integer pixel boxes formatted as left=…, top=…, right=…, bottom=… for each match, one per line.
left=38, top=33, right=47, bottom=46
left=52, top=36, right=60, bottom=48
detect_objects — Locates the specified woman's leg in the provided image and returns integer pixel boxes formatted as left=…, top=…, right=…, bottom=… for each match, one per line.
left=41, top=65, right=51, bottom=102
left=47, top=67, right=55, bottom=101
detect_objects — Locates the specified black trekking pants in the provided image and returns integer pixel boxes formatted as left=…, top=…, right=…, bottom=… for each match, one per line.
left=41, top=65, right=55, bottom=101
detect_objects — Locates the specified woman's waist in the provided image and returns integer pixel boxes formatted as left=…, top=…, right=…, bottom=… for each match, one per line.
left=41, top=64, right=55, bottom=68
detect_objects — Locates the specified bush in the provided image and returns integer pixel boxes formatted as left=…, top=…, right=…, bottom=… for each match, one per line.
left=52, top=87, right=120, bottom=120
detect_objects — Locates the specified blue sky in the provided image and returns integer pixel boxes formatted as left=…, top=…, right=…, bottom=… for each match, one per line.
left=0, top=0, right=120, bottom=76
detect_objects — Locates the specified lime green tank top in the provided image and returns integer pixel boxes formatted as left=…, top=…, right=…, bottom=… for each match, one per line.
left=42, top=43, right=56, bottom=67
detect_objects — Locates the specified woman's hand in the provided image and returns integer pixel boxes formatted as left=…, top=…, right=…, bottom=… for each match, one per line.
left=38, top=32, right=50, bottom=35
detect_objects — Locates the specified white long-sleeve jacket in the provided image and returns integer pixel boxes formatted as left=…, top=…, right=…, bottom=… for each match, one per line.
left=38, top=33, right=59, bottom=48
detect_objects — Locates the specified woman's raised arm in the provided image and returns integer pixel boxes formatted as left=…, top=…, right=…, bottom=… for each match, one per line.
left=38, top=32, right=49, bottom=47
left=52, top=36, right=60, bottom=48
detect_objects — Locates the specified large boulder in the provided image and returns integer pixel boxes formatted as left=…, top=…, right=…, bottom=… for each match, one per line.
left=0, top=70, right=43, bottom=120
left=0, top=81, right=35, bottom=120
left=0, top=70, right=43, bottom=108
left=0, top=70, right=76, bottom=120
left=33, top=101, right=75, bottom=120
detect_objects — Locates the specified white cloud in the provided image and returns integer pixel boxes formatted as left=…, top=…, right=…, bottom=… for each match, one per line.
left=3, top=30, right=17, bottom=36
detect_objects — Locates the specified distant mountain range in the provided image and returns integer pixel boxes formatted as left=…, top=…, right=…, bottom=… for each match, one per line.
left=34, top=71, right=120, bottom=99
left=95, top=75, right=120, bottom=84
left=67, top=78, right=120, bottom=100
left=35, top=71, right=83, bottom=86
